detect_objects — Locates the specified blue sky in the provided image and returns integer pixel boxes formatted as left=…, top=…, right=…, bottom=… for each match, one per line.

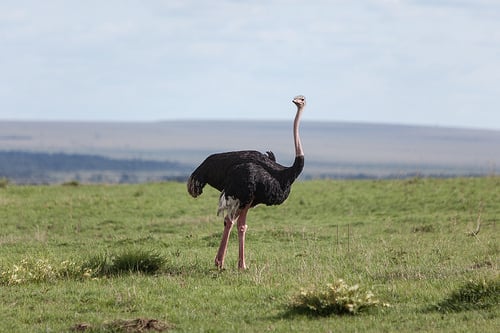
left=1, top=0, right=499, bottom=129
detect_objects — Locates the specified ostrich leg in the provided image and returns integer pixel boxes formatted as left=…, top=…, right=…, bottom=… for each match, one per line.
left=215, top=216, right=234, bottom=269
left=237, top=206, right=250, bottom=270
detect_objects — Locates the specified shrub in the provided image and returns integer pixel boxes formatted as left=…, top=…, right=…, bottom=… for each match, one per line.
left=0, top=258, right=82, bottom=285
left=433, top=278, right=500, bottom=313
left=0, top=250, right=166, bottom=285
left=83, top=249, right=166, bottom=277
left=289, top=279, right=389, bottom=316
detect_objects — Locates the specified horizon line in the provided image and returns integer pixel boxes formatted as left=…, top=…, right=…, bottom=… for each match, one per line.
left=1, top=118, right=499, bottom=132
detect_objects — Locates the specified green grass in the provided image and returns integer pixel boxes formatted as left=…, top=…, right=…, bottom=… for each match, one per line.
left=0, top=178, right=498, bottom=332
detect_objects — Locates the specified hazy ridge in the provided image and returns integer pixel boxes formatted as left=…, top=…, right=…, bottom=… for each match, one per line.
left=1, top=120, right=499, bottom=183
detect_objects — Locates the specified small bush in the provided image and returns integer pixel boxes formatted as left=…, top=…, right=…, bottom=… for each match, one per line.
left=113, top=249, right=165, bottom=274
left=289, top=279, right=389, bottom=316
left=0, top=250, right=166, bottom=285
left=432, top=278, right=500, bottom=313
left=83, top=253, right=114, bottom=277
left=0, top=258, right=82, bottom=285
left=84, top=249, right=166, bottom=277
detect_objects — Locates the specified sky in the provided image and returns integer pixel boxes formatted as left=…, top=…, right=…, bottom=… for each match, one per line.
left=1, top=0, right=499, bottom=129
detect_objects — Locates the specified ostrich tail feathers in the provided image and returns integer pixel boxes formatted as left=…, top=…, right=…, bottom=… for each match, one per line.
left=266, top=151, right=276, bottom=162
left=187, top=175, right=205, bottom=197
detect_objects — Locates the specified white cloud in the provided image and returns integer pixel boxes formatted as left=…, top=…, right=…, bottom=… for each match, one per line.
left=0, top=0, right=499, bottom=128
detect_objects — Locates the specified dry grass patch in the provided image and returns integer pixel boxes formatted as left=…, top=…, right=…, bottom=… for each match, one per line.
left=72, top=318, right=174, bottom=332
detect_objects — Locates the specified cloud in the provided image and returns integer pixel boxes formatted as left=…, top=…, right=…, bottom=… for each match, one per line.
left=0, top=0, right=499, bottom=128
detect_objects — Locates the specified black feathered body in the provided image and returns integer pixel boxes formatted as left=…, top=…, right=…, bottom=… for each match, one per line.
left=187, top=150, right=304, bottom=212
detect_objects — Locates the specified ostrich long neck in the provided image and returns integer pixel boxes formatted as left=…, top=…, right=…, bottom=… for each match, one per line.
left=294, top=105, right=304, bottom=157
left=277, top=103, right=304, bottom=184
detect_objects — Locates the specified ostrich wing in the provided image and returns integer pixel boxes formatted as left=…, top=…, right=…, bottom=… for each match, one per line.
left=187, top=150, right=278, bottom=197
left=222, top=162, right=290, bottom=208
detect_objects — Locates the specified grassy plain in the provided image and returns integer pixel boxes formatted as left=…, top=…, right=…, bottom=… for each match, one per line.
left=0, top=178, right=498, bottom=332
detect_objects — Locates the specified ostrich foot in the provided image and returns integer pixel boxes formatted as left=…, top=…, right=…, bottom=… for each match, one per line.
left=214, top=256, right=224, bottom=269
left=238, top=260, right=247, bottom=270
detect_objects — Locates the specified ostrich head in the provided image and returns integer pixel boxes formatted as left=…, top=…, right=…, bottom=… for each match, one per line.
left=292, top=95, right=306, bottom=108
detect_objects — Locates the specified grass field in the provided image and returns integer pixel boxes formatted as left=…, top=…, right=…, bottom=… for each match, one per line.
left=0, top=178, right=498, bottom=332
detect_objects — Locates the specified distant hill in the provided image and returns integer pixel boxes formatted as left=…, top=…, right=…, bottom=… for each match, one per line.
left=0, top=120, right=499, bottom=183
left=0, top=151, right=188, bottom=184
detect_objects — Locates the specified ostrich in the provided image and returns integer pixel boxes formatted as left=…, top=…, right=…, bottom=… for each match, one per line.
left=187, top=95, right=306, bottom=269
